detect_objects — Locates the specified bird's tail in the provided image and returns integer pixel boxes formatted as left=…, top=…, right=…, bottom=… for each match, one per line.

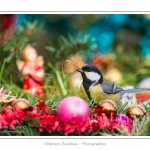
left=120, top=88, right=150, bottom=103
left=123, top=88, right=150, bottom=94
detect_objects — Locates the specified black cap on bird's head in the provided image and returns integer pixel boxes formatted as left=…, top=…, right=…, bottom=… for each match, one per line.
left=76, top=64, right=103, bottom=84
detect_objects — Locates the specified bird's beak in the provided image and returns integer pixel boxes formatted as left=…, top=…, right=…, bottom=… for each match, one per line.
left=76, top=68, right=83, bottom=73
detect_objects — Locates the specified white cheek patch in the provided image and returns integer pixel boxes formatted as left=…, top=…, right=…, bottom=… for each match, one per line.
left=85, top=72, right=101, bottom=82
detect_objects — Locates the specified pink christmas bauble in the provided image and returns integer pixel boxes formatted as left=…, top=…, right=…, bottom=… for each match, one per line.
left=115, top=114, right=129, bottom=125
left=57, top=96, right=90, bottom=123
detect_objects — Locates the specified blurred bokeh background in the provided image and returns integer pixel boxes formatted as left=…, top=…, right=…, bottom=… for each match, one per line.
left=2, top=14, right=150, bottom=56
left=1, top=14, right=150, bottom=99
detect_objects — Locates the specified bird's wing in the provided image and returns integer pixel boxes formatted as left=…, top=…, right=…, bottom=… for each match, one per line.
left=101, top=78, right=123, bottom=94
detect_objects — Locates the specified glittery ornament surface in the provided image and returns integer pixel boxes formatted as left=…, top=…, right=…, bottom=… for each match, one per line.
left=94, top=100, right=117, bottom=115
left=128, top=105, right=146, bottom=116
left=98, top=100, right=117, bottom=111
left=13, top=98, right=31, bottom=110
left=115, top=114, right=129, bottom=124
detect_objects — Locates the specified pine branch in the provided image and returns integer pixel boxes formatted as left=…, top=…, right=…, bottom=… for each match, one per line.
left=0, top=20, right=43, bottom=62
left=131, top=115, right=150, bottom=136
left=116, top=102, right=129, bottom=115
left=45, top=34, right=96, bottom=64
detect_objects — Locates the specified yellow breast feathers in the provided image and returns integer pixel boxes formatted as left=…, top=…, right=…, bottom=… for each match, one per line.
left=89, top=84, right=120, bottom=104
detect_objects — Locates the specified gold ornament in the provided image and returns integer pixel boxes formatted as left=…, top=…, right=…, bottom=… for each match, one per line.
left=12, top=98, right=31, bottom=110
left=128, top=105, right=146, bottom=116
left=68, top=72, right=82, bottom=89
left=98, top=100, right=117, bottom=112
left=104, top=67, right=123, bottom=84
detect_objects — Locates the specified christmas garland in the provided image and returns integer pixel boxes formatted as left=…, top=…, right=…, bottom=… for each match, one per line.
left=0, top=88, right=149, bottom=136
left=0, top=100, right=133, bottom=136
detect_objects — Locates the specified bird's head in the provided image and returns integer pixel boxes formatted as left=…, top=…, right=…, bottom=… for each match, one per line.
left=76, top=64, right=103, bottom=84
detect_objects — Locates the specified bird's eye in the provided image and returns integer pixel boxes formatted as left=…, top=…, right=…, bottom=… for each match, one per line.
left=88, top=68, right=91, bottom=72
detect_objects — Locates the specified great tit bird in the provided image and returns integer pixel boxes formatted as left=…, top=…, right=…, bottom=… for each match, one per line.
left=77, top=64, right=150, bottom=104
